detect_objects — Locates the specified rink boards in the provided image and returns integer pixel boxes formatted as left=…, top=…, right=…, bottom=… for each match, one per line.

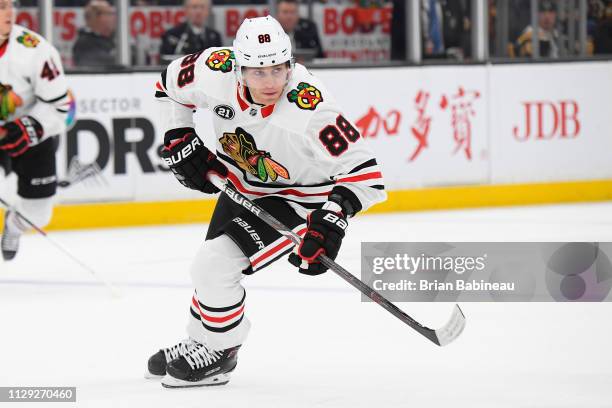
left=2, top=60, right=611, bottom=229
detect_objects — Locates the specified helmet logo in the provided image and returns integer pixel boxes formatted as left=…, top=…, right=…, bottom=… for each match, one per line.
left=287, top=82, right=324, bottom=111
left=206, top=49, right=235, bottom=73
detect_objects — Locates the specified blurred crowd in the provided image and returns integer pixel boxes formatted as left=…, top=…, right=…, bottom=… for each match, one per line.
left=392, top=0, right=612, bottom=60
left=15, top=0, right=612, bottom=67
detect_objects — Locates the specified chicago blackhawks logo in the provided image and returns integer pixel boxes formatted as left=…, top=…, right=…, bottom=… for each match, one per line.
left=17, top=31, right=40, bottom=48
left=206, top=49, right=234, bottom=73
left=219, top=127, right=290, bottom=182
left=287, top=82, right=323, bottom=110
left=0, top=83, right=23, bottom=121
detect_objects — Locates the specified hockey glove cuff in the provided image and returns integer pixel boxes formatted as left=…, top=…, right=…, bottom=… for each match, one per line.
left=288, top=205, right=347, bottom=276
left=0, top=116, right=44, bottom=158
left=161, top=128, right=228, bottom=194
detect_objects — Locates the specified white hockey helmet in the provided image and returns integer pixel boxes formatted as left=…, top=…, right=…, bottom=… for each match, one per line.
left=233, top=16, right=294, bottom=84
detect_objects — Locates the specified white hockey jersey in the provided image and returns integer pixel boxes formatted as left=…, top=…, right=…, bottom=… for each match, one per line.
left=0, top=24, right=70, bottom=138
left=156, top=47, right=386, bottom=217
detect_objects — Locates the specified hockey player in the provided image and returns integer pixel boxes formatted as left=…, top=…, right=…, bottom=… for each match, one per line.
left=147, top=16, right=386, bottom=388
left=0, top=0, right=71, bottom=260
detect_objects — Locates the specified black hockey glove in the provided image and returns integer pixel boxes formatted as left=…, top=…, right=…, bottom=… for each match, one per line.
left=160, top=128, right=227, bottom=194
left=0, top=116, right=44, bottom=158
left=288, top=208, right=347, bottom=276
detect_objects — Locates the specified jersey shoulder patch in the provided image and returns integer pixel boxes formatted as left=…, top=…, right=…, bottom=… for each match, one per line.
left=205, top=48, right=235, bottom=73
left=286, top=81, right=324, bottom=111
left=16, top=30, right=40, bottom=48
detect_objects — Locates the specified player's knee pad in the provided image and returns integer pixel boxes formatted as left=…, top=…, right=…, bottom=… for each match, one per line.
left=190, top=234, right=250, bottom=295
left=17, top=197, right=54, bottom=229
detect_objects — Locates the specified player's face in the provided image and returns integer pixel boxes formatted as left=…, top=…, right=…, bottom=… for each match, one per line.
left=0, top=0, right=15, bottom=41
left=243, top=63, right=290, bottom=106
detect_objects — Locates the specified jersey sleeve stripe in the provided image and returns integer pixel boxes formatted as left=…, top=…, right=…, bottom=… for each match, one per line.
left=348, top=158, right=378, bottom=174
left=37, top=92, right=69, bottom=104
left=335, top=171, right=382, bottom=183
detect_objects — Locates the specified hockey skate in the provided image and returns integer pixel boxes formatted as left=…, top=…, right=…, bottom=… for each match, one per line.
left=161, top=341, right=240, bottom=388
left=1, top=211, right=20, bottom=261
left=146, top=339, right=194, bottom=379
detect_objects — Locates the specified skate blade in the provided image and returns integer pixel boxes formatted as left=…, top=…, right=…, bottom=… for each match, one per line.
left=144, top=370, right=165, bottom=380
left=161, top=373, right=231, bottom=388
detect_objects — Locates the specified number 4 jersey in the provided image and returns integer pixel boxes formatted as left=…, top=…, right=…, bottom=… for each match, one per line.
left=0, top=24, right=71, bottom=137
left=155, top=47, right=386, bottom=218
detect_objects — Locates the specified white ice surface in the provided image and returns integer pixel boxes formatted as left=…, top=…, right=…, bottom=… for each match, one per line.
left=1, top=202, right=612, bottom=408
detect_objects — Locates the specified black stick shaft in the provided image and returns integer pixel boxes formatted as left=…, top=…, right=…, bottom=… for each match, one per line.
left=209, top=175, right=445, bottom=345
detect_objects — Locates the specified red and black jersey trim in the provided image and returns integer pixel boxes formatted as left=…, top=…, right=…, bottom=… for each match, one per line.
left=348, top=158, right=378, bottom=174
left=37, top=92, right=68, bottom=104
left=335, top=159, right=383, bottom=184
left=0, top=40, right=8, bottom=58
left=275, top=197, right=326, bottom=210
left=161, top=68, right=168, bottom=89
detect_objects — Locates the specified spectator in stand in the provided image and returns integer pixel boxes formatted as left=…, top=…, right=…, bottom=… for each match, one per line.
left=421, top=0, right=470, bottom=59
left=72, top=0, right=117, bottom=67
left=159, top=0, right=222, bottom=65
left=441, top=0, right=470, bottom=59
left=593, top=1, right=612, bottom=54
left=275, top=0, right=324, bottom=61
left=513, top=0, right=560, bottom=58
left=390, top=0, right=406, bottom=60
left=421, top=0, right=445, bottom=57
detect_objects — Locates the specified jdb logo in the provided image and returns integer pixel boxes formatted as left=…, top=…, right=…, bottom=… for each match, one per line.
left=513, top=100, right=580, bottom=141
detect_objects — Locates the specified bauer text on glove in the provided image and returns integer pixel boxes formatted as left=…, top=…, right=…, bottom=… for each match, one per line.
left=160, top=127, right=228, bottom=194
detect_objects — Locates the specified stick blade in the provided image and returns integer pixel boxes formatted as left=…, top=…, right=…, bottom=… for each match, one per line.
left=434, top=304, right=466, bottom=346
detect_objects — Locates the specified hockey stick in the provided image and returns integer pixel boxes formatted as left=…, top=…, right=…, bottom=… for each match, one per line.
left=208, top=175, right=466, bottom=346
left=0, top=196, right=121, bottom=298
